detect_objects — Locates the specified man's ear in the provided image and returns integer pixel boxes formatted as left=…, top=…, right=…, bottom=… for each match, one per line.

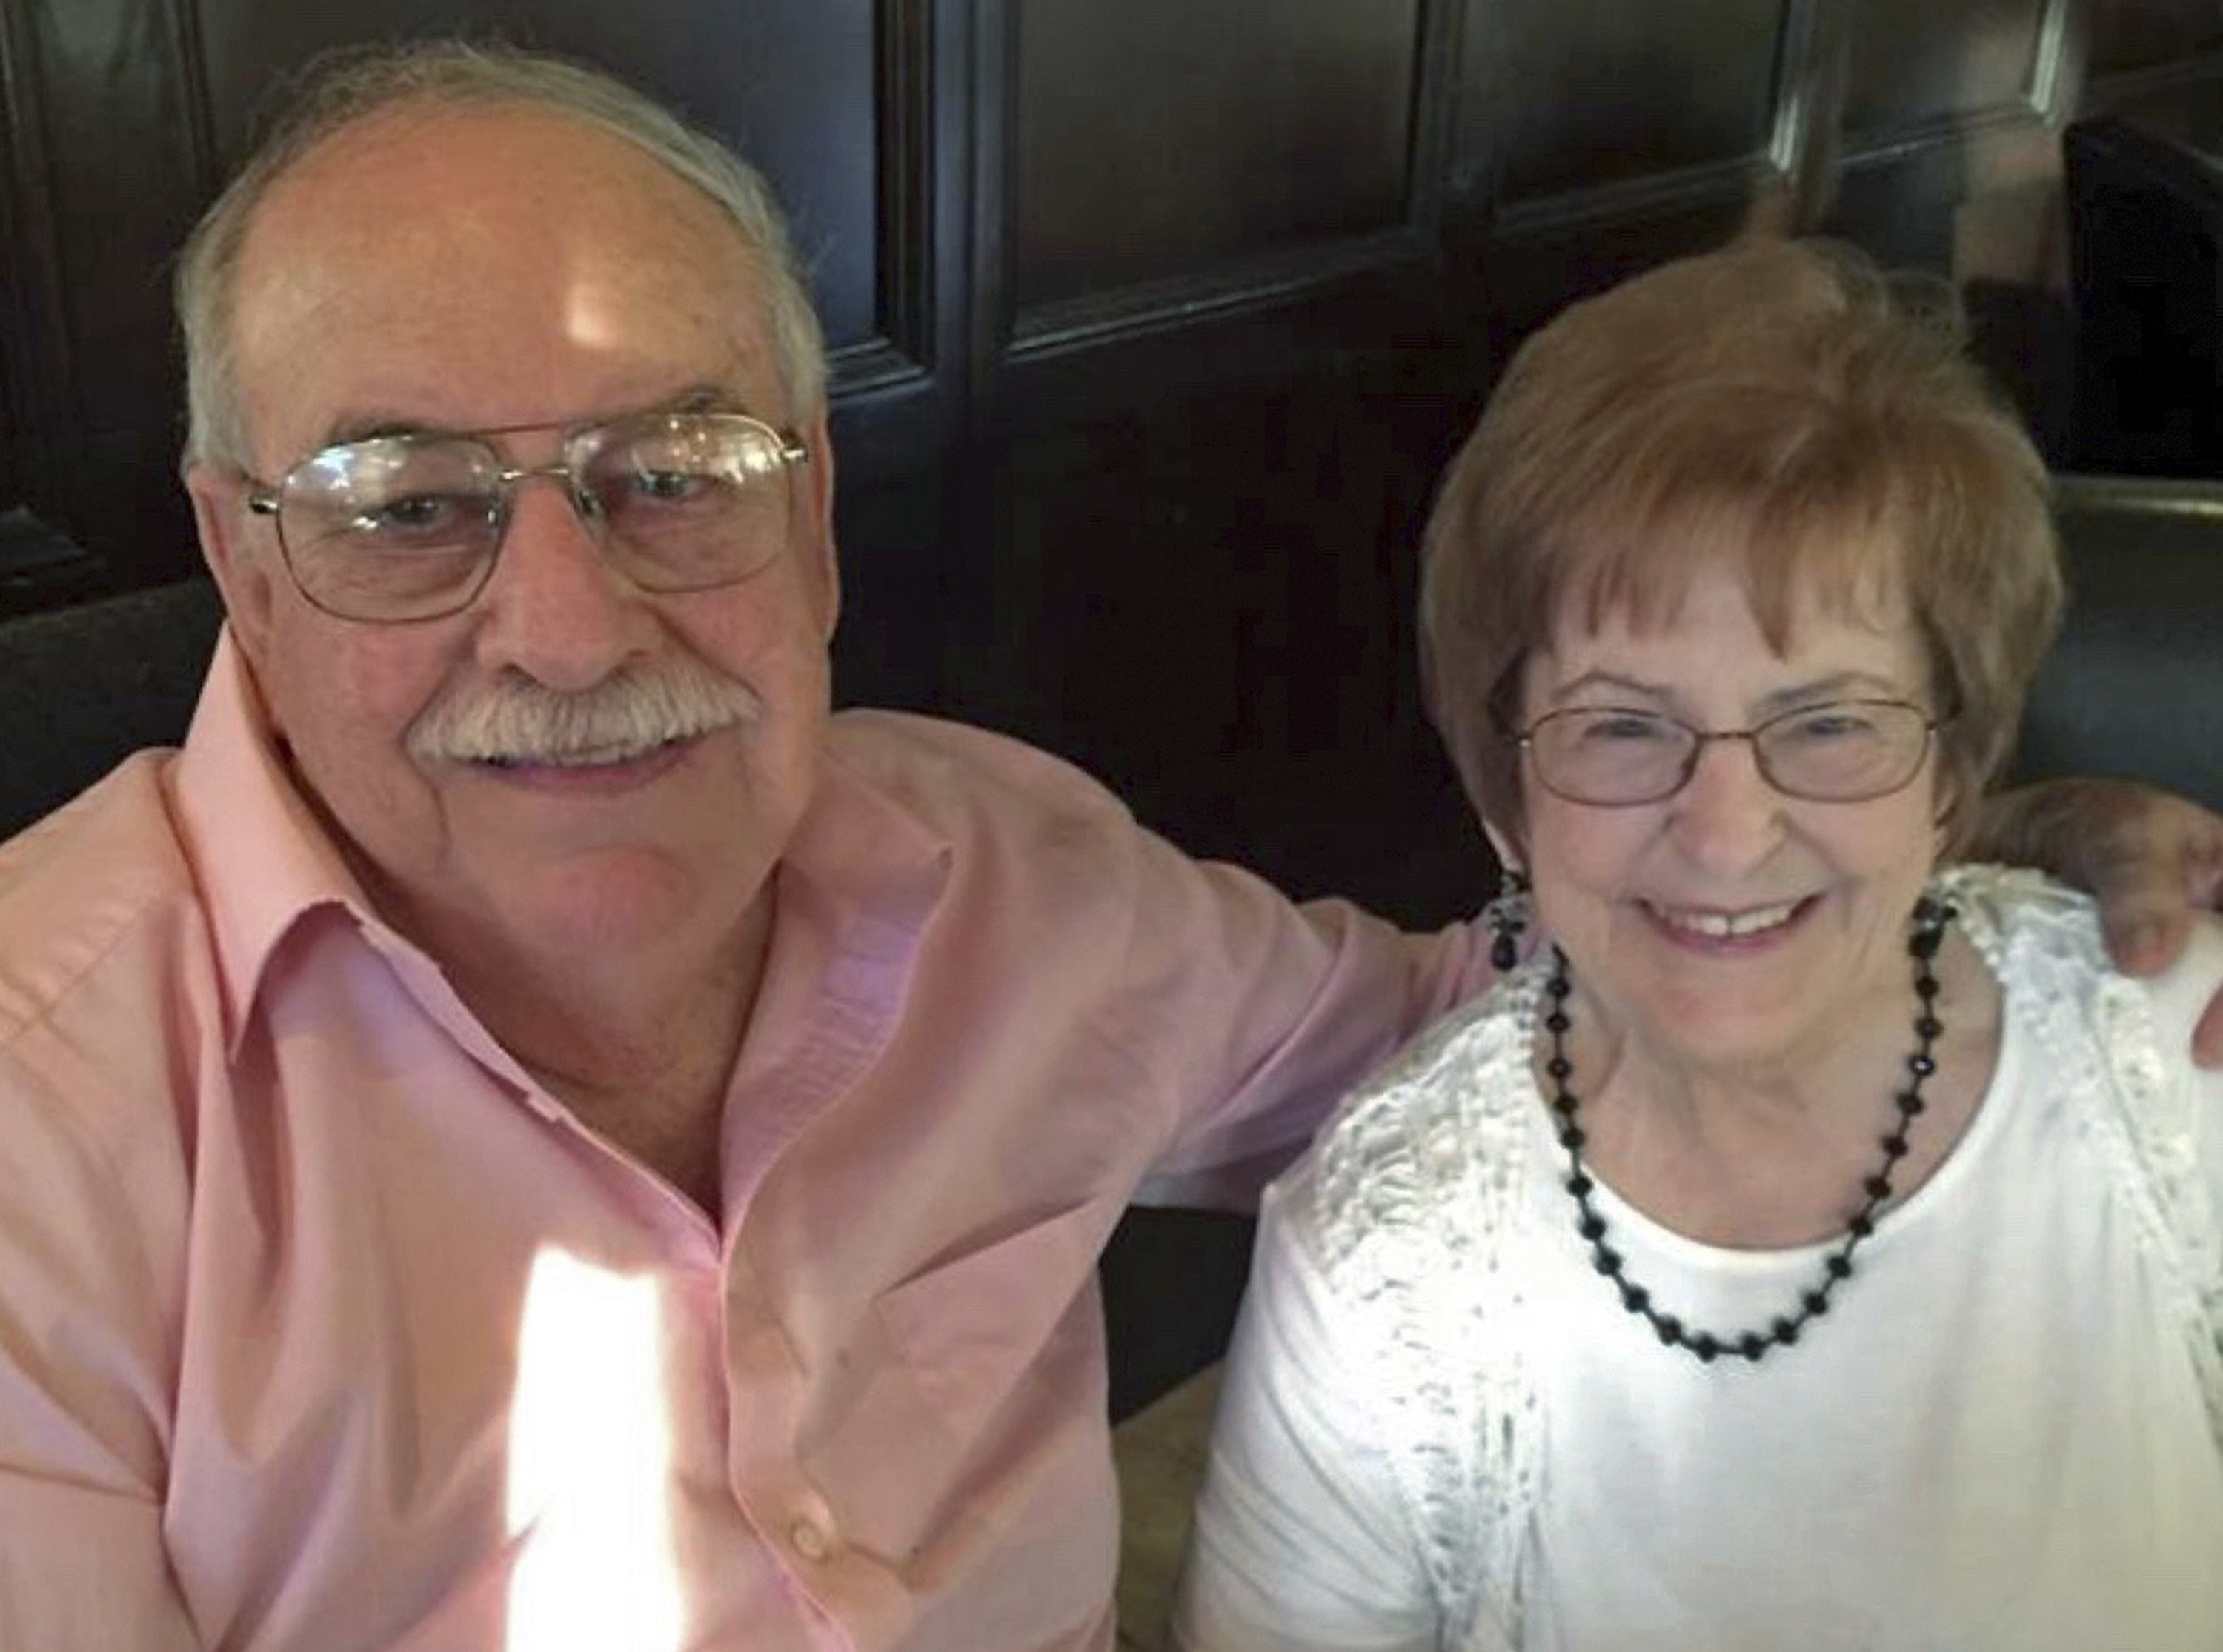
left=797, top=406, right=840, bottom=642
left=184, top=459, right=279, bottom=665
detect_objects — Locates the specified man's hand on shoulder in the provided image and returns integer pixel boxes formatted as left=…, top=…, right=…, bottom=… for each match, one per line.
left=1973, top=779, right=2223, bottom=1065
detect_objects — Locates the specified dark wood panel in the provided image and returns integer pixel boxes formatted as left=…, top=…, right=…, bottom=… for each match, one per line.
left=1845, top=0, right=2060, bottom=139
left=1474, top=0, right=1787, bottom=207
left=4, top=0, right=207, bottom=592
left=2087, top=0, right=2223, bottom=75
left=1011, top=0, right=1423, bottom=312
left=953, top=353, right=1490, bottom=929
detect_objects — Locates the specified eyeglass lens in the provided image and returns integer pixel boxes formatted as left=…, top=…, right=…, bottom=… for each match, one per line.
left=1526, top=702, right=1932, bottom=804
left=274, top=413, right=799, bottom=620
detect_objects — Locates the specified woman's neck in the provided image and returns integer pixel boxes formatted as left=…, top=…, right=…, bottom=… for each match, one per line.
left=1547, top=927, right=2003, bottom=1249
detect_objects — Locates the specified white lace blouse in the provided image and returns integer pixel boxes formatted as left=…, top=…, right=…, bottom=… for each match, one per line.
left=1172, top=867, right=2223, bottom=1651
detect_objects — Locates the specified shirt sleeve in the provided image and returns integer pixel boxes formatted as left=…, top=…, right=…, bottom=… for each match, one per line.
left=1122, top=825, right=1495, bottom=1208
left=0, top=1049, right=200, bottom=1648
left=1169, top=1192, right=1442, bottom=1652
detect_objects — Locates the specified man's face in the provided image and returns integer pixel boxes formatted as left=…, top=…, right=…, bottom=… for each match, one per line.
left=188, top=107, right=839, bottom=971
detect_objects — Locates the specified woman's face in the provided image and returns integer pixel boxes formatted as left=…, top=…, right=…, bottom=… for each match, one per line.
left=1515, top=556, right=1943, bottom=1076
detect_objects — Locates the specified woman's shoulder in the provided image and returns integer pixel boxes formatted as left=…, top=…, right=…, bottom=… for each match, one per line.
left=1273, top=969, right=1544, bottom=1282
left=1944, top=862, right=2219, bottom=1063
left=1934, top=862, right=2103, bottom=974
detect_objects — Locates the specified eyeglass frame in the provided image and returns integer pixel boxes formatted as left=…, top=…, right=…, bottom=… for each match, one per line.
left=1506, top=697, right=1948, bottom=807
left=238, top=407, right=812, bottom=624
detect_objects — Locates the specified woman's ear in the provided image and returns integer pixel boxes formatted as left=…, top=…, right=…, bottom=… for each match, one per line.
left=1482, top=819, right=1517, bottom=871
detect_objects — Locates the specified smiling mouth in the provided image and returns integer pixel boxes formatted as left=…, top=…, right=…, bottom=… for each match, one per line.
left=476, top=733, right=696, bottom=770
left=1644, top=897, right=1810, bottom=940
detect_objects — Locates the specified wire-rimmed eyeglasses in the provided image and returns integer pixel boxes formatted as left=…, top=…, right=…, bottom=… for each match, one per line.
left=242, top=409, right=811, bottom=623
left=1511, top=699, right=1944, bottom=806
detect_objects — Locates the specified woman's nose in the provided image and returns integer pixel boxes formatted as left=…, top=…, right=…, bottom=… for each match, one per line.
left=1668, top=733, right=1787, bottom=870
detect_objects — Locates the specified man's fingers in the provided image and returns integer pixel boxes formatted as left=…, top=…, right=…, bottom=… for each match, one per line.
left=2196, top=989, right=2223, bottom=1069
left=2098, top=897, right=2189, bottom=978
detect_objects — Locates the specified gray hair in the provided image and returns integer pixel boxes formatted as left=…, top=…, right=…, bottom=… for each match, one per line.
left=175, top=39, right=826, bottom=470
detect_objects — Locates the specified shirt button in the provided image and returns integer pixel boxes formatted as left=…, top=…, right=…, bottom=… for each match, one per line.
left=789, top=1517, right=831, bottom=1562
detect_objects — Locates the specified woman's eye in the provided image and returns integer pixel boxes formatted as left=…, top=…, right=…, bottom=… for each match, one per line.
left=1582, top=713, right=1675, bottom=744
left=1783, top=707, right=1875, bottom=742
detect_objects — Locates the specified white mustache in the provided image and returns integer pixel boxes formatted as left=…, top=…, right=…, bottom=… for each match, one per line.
left=407, top=659, right=762, bottom=767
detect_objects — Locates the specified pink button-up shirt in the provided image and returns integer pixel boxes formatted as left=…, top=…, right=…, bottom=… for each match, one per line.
left=0, top=636, right=1486, bottom=1651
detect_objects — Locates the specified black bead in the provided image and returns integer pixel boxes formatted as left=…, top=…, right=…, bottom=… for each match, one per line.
left=1551, top=1094, right=1578, bottom=1119
left=1655, top=1315, right=1683, bottom=1345
left=1863, top=1174, right=1892, bottom=1199
left=1897, top=1092, right=1927, bottom=1117
left=1771, top=1317, right=1799, bottom=1346
left=1546, top=1055, right=1573, bottom=1079
left=1545, top=1010, right=1571, bottom=1034
left=1880, top=1131, right=1909, bottom=1159
left=1578, top=1213, right=1607, bottom=1241
left=1915, top=1016, right=1942, bottom=1039
left=1907, top=1053, right=1936, bottom=1076
left=1848, top=1212, right=1874, bottom=1239
left=1547, top=970, right=1572, bottom=999
left=1826, top=1254, right=1853, bottom=1280
left=1691, top=1333, right=1721, bottom=1362
left=1804, top=1291, right=1830, bottom=1316
left=1559, top=1125, right=1587, bottom=1151
left=1619, top=1282, right=1649, bottom=1312
left=1593, top=1247, right=1624, bottom=1276
left=1738, top=1333, right=1767, bottom=1360
left=1565, top=1171, right=1593, bottom=1197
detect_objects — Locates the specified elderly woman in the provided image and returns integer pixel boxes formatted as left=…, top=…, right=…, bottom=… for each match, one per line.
left=1171, top=239, right=2223, bottom=1651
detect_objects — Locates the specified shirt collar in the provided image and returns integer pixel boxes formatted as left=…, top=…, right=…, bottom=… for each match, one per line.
left=173, top=630, right=392, bottom=1058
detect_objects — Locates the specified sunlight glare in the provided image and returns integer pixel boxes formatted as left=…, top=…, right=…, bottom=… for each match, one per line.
left=504, top=1249, right=685, bottom=1652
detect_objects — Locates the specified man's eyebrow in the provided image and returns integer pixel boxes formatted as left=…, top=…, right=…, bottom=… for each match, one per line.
left=313, top=385, right=751, bottom=451
left=319, top=412, right=446, bottom=447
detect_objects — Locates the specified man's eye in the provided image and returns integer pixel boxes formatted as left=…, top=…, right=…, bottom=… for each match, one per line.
left=633, top=468, right=706, bottom=502
left=350, top=493, right=476, bottom=538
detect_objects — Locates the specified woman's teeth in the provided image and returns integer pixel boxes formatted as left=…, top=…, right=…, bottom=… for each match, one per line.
left=1651, top=899, right=1803, bottom=939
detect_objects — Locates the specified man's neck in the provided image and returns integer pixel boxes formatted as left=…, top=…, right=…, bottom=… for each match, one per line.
left=419, top=887, right=779, bottom=1221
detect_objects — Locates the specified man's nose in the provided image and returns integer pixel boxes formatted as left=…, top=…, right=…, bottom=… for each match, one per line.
left=468, top=473, right=655, bottom=690
left=1669, top=733, right=1787, bottom=870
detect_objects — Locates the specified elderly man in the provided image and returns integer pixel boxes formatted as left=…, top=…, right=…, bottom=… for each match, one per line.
left=0, top=40, right=2216, bottom=1652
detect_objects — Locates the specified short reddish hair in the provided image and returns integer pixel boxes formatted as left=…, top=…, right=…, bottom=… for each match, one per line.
left=1418, top=237, right=2061, bottom=859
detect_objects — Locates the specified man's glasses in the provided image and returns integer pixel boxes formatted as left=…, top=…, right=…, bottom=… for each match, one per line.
left=1512, top=699, right=1942, bottom=806
left=243, top=410, right=810, bottom=622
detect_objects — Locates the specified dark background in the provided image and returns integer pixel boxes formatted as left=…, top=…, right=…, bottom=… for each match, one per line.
left=2, top=0, right=2219, bottom=930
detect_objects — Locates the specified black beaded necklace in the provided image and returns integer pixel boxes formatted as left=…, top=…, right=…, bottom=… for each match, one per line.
left=1542, top=894, right=1956, bottom=1365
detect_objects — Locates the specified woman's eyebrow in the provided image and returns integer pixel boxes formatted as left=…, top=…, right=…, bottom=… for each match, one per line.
left=1543, top=670, right=1670, bottom=706
left=1544, top=667, right=1913, bottom=713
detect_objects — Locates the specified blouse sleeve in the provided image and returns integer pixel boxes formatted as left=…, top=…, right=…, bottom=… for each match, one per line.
left=1169, top=1190, right=1441, bottom=1652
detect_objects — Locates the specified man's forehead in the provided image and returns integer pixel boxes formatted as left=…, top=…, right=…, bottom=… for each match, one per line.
left=227, top=103, right=785, bottom=451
